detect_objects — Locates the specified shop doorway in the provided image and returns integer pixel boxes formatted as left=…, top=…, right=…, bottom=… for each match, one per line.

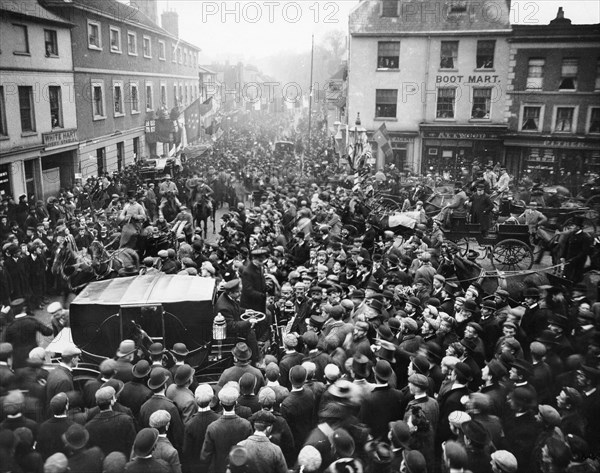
left=42, top=168, right=61, bottom=201
left=96, top=148, right=106, bottom=176
left=117, top=141, right=124, bottom=172
left=24, top=160, right=37, bottom=198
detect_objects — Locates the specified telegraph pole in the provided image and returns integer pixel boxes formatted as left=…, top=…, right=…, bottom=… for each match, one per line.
left=307, top=34, right=315, bottom=163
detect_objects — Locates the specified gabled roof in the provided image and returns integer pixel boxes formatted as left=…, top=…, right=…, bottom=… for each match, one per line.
left=42, top=0, right=200, bottom=50
left=1, top=0, right=73, bottom=26
left=350, top=0, right=511, bottom=36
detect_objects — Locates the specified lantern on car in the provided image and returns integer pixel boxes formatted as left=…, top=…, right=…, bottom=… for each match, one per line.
left=212, top=313, right=226, bottom=360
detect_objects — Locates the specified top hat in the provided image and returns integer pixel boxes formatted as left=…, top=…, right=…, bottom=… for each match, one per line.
left=374, top=340, right=397, bottom=364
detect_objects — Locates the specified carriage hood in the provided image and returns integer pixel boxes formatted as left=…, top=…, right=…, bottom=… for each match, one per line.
left=72, top=273, right=215, bottom=305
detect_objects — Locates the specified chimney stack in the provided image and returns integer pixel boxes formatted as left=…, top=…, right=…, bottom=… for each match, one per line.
left=131, top=0, right=157, bottom=24
left=161, top=10, right=179, bottom=38
left=549, top=7, right=571, bottom=25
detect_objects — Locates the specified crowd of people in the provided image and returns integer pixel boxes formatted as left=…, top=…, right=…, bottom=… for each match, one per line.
left=0, top=112, right=599, bottom=473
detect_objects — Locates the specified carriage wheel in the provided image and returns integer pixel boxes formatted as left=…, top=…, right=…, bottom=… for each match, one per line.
left=492, top=239, right=533, bottom=271
left=380, top=197, right=401, bottom=212
left=449, top=237, right=469, bottom=257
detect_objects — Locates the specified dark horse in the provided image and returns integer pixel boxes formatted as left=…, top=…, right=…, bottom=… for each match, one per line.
left=193, top=195, right=216, bottom=238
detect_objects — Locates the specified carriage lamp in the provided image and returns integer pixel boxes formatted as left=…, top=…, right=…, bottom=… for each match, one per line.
left=212, top=313, right=226, bottom=360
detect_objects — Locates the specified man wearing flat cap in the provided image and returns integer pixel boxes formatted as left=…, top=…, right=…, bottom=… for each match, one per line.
left=46, top=343, right=81, bottom=402
left=201, top=386, right=253, bottom=473
left=237, top=410, right=287, bottom=473
left=182, top=384, right=220, bottom=472
left=85, top=386, right=136, bottom=456
left=149, top=410, right=182, bottom=473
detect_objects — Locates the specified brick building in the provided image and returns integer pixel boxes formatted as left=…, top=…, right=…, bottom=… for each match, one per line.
left=43, top=0, right=201, bottom=178
left=504, top=9, right=600, bottom=187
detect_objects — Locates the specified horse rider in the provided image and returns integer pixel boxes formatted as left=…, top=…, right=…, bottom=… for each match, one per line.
left=158, top=174, right=180, bottom=207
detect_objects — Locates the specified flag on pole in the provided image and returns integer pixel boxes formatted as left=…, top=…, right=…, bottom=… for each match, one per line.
left=183, top=97, right=201, bottom=142
left=372, top=122, right=394, bottom=163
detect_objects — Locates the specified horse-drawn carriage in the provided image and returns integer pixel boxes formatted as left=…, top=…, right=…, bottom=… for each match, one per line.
left=67, top=274, right=226, bottom=373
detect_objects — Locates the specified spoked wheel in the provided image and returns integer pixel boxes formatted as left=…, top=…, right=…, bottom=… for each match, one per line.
left=449, top=237, right=470, bottom=257
left=492, top=239, right=533, bottom=271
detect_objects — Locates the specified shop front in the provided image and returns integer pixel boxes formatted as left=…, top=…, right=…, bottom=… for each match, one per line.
left=420, top=125, right=507, bottom=178
left=389, top=133, right=418, bottom=172
left=504, top=136, right=600, bottom=192
left=41, top=129, right=79, bottom=200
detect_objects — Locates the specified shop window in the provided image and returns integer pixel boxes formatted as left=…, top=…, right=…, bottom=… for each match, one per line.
left=521, top=106, right=542, bottom=131
left=87, top=20, right=101, bottom=49
left=92, top=82, right=105, bottom=119
left=179, top=85, right=183, bottom=104
left=173, top=85, right=178, bottom=105
left=13, top=24, right=29, bottom=54
left=471, top=88, right=491, bottom=119
left=476, top=40, right=494, bottom=69
left=440, top=41, right=458, bottom=69
left=0, top=87, right=7, bottom=136
left=436, top=88, right=456, bottom=119
left=559, top=58, right=578, bottom=90
left=18, top=86, right=35, bottom=132
left=143, top=35, right=151, bottom=58
left=109, top=26, right=121, bottom=53
left=381, top=0, right=399, bottom=17
left=526, top=58, right=544, bottom=90
left=113, top=82, right=124, bottom=116
left=127, top=31, right=137, bottom=55
left=596, top=59, right=600, bottom=90
left=377, top=42, right=400, bottom=69
left=44, top=29, right=58, bottom=56
left=587, top=107, right=600, bottom=134
left=158, top=40, right=166, bottom=60
left=554, top=107, right=575, bottom=133
left=146, top=83, right=153, bottom=111
left=129, top=83, right=139, bottom=113
left=49, top=86, right=63, bottom=128
left=375, top=89, right=397, bottom=118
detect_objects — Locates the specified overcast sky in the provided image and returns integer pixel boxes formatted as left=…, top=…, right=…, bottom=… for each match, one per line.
left=155, top=1, right=600, bottom=62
